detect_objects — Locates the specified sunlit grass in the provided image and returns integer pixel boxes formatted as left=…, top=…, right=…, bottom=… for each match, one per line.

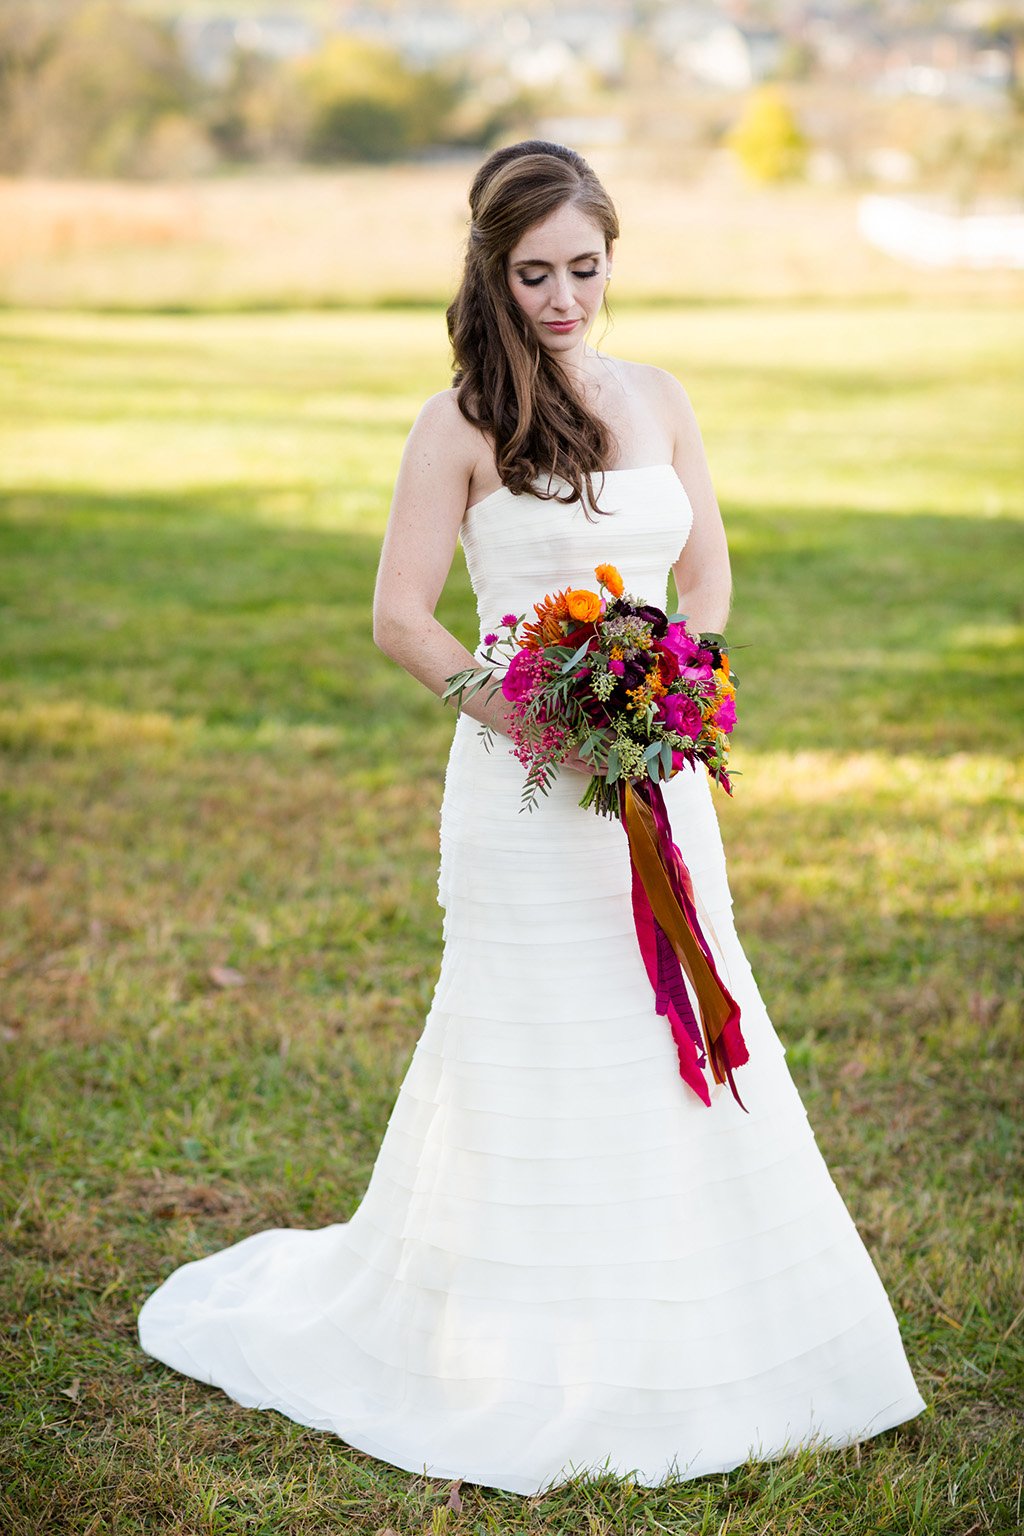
left=1, top=303, right=1021, bottom=1534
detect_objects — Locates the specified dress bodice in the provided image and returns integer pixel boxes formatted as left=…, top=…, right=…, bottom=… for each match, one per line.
left=459, top=463, right=693, bottom=657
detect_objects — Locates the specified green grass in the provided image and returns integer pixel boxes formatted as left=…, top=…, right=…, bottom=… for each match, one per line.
left=1, top=304, right=1022, bottom=1535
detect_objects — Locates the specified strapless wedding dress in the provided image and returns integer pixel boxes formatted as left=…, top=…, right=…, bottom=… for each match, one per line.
left=138, top=463, right=927, bottom=1494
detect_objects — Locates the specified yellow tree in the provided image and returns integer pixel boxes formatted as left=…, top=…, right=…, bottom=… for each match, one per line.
left=724, top=85, right=809, bottom=183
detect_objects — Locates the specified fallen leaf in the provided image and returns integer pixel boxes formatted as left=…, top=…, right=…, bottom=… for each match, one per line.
left=209, top=965, right=246, bottom=989
left=60, top=1378, right=82, bottom=1403
left=446, top=1479, right=463, bottom=1513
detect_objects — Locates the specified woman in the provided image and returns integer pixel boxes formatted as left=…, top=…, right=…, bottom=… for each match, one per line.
left=138, top=141, right=927, bottom=1495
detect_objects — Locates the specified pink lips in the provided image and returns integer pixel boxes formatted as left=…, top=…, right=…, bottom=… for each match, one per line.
left=543, top=320, right=580, bottom=333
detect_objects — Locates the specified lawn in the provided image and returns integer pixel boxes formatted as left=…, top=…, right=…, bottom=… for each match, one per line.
left=1, top=303, right=1021, bottom=1535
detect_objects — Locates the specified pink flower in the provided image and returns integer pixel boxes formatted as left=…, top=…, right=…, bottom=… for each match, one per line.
left=501, top=613, right=518, bottom=627
left=501, top=648, right=539, bottom=702
left=663, top=624, right=714, bottom=683
left=608, top=657, right=625, bottom=676
left=483, top=632, right=498, bottom=646
left=661, top=623, right=702, bottom=664
left=713, top=695, right=737, bottom=733
left=658, top=693, right=704, bottom=741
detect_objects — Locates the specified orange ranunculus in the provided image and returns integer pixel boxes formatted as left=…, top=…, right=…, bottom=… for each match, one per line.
left=521, top=587, right=571, bottom=649
left=594, top=563, right=624, bottom=598
left=566, top=588, right=602, bottom=623
left=720, top=653, right=731, bottom=678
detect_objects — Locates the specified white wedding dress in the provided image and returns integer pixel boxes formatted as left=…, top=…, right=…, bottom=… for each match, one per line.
left=138, top=463, right=927, bottom=1494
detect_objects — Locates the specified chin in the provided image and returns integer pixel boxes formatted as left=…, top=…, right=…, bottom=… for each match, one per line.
left=537, top=325, right=592, bottom=349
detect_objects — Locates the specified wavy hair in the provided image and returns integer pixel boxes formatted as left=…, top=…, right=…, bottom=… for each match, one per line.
left=446, top=140, right=620, bottom=516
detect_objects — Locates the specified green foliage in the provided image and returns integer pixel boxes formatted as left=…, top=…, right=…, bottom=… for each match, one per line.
left=205, top=46, right=306, bottom=163
left=918, top=110, right=1024, bottom=210
left=725, top=84, right=810, bottom=183
left=294, top=36, right=459, bottom=163
left=0, top=3, right=472, bottom=176
left=0, top=0, right=197, bottom=176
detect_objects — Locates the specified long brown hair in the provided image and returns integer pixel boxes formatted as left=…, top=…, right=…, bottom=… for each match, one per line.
left=446, top=140, right=620, bottom=516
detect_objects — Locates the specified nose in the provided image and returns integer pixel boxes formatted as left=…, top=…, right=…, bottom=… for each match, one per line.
left=549, top=271, right=575, bottom=311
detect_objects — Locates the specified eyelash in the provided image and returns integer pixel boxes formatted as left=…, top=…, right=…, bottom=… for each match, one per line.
left=520, top=269, right=600, bottom=287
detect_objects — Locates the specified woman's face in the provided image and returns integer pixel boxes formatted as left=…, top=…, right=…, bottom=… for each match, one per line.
left=506, top=201, right=612, bottom=357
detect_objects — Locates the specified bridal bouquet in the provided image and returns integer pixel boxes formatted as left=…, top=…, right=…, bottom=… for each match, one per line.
left=444, top=563, right=751, bottom=1112
left=445, top=561, right=738, bottom=818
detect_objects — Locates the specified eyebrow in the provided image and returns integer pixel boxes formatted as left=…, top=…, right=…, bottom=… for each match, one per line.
left=511, top=251, right=602, bottom=268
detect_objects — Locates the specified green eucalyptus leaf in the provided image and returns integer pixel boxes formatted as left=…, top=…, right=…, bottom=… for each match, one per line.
left=561, top=637, right=592, bottom=673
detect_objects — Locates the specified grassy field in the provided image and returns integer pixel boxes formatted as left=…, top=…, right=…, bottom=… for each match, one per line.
left=1, top=302, right=1022, bottom=1535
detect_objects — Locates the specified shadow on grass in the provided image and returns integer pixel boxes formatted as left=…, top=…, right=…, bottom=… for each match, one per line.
left=2, top=485, right=1021, bottom=757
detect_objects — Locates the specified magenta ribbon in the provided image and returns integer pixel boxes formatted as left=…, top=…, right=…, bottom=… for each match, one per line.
left=624, top=778, right=750, bottom=1112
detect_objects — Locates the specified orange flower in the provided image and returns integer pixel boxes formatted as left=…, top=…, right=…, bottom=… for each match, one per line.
left=521, top=587, right=571, bottom=649
left=594, top=563, right=624, bottom=598
left=566, top=588, right=602, bottom=623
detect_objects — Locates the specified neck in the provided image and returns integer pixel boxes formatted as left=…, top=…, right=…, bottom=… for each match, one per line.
left=550, top=339, right=598, bottom=386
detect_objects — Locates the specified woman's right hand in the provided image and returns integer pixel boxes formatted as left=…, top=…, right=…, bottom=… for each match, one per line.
left=562, top=748, right=606, bottom=777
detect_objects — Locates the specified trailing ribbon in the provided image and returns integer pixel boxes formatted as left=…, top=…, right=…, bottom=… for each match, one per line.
left=621, top=777, right=750, bottom=1111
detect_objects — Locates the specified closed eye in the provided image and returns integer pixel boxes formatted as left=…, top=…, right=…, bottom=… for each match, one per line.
left=520, top=269, right=600, bottom=287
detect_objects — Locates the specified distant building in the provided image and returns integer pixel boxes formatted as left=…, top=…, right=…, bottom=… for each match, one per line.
left=341, top=3, right=625, bottom=86
left=177, top=13, right=318, bottom=85
left=873, top=24, right=1014, bottom=104
left=652, top=8, right=786, bottom=89
left=340, top=5, right=483, bottom=68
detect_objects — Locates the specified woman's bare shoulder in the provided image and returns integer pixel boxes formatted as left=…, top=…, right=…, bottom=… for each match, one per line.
left=407, top=387, right=491, bottom=470
left=613, top=356, right=694, bottom=411
left=411, top=386, right=480, bottom=439
left=606, top=356, right=701, bottom=454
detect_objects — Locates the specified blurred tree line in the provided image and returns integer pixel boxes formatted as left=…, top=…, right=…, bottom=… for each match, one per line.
left=0, top=0, right=522, bottom=176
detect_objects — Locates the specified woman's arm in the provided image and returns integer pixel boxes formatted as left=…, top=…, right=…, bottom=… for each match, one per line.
left=659, top=372, right=733, bottom=635
left=372, top=390, right=515, bottom=738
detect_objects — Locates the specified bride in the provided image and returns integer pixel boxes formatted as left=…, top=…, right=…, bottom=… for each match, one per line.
left=138, top=139, right=927, bottom=1495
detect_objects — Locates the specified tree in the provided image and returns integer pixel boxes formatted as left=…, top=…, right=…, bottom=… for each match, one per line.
left=724, top=85, right=809, bottom=183
left=292, top=36, right=457, bottom=164
left=0, top=0, right=199, bottom=176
